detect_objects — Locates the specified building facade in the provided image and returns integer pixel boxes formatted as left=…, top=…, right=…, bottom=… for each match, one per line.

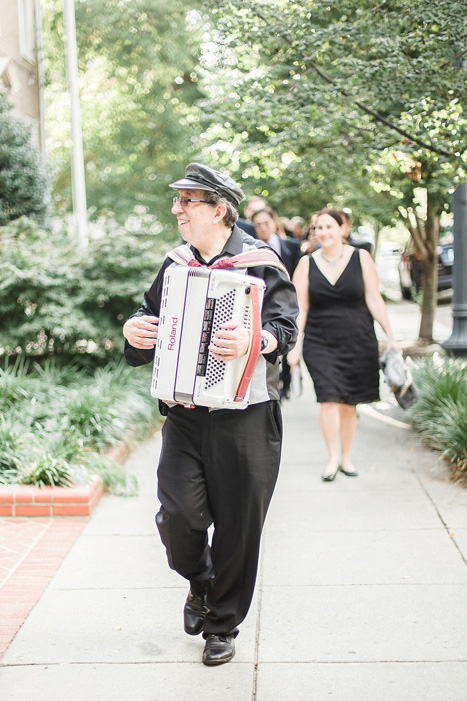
left=0, top=0, right=42, bottom=147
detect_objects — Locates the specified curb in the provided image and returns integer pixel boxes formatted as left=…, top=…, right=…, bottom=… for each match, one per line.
left=0, top=437, right=133, bottom=519
left=0, top=475, right=104, bottom=517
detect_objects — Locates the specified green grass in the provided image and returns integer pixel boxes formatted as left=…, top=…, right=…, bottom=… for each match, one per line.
left=408, top=356, right=467, bottom=482
left=0, top=360, right=160, bottom=493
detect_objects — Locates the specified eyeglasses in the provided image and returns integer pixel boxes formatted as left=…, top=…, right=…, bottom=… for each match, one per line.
left=172, top=197, right=211, bottom=207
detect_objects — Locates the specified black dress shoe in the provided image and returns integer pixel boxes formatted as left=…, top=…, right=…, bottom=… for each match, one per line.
left=338, top=465, right=359, bottom=477
left=322, top=468, right=338, bottom=482
left=183, top=590, right=208, bottom=636
left=202, top=634, right=235, bottom=666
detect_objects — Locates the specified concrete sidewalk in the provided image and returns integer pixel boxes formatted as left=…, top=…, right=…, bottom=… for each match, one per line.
left=383, top=296, right=453, bottom=348
left=1, top=385, right=466, bottom=698
left=1, top=300, right=466, bottom=699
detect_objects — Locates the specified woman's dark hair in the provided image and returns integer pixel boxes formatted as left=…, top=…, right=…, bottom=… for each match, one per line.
left=336, top=209, right=352, bottom=225
left=316, top=208, right=344, bottom=226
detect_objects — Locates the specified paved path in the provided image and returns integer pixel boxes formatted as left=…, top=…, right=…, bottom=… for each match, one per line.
left=385, top=297, right=453, bottom=347
left=1, top=299, right=466, bottom=699
left=0, top=519, right=88, bottom=658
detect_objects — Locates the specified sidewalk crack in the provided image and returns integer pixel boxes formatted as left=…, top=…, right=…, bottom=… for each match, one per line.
left=412, top=469, right=467, bottom=567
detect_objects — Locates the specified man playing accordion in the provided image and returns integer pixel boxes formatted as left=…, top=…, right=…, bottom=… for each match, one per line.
left=123, top=163, right=298, bottom=666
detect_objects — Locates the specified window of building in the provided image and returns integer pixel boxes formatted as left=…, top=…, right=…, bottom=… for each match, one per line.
left=18, top=0, right=36, bottom=63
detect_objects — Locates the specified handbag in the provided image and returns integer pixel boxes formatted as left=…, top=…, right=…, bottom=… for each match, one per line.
left=379, top=347, right=419, bottom=409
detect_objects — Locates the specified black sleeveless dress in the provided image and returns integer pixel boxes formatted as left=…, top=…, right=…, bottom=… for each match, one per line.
left=302, top=249, right=380, bottom=405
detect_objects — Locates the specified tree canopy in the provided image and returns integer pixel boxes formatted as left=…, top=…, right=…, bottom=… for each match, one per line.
left=199, top=0, right=467, bottom=340
left=40, top=0, right=467, bottom=338
left=201, top=0, right=466, bottom=206
left=42, top=0, right=206, bottom=232
left=43, top=0, right=466, bottom=227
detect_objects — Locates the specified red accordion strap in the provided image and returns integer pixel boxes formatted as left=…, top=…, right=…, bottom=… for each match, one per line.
left=166, top=245, right=289, bottom=278
left=234, top=283, right=262, bottom=403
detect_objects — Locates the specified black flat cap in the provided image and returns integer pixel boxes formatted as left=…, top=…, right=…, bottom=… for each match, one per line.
left=169, top=163, right=244, bottom=207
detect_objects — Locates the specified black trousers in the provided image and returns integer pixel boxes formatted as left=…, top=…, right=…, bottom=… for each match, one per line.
left=156, top=400, right=282, bottom=637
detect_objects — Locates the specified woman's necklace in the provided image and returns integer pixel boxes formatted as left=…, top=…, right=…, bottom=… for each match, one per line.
left=320, top=248, right=345, bottom=268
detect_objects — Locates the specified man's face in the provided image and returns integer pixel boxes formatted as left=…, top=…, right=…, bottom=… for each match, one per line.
left=171, top=188, right=215, bottom=242
left=252, top=212, right=276, bottom=242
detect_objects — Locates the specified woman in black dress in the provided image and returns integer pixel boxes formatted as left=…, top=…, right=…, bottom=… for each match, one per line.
left=288, top=209, right=398, bottom=481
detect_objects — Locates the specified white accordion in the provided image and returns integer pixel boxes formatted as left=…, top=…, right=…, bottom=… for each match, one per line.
left=151, top=266, right=265, bottom=409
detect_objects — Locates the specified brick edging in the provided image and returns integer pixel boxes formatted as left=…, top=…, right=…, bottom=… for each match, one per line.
left=0, top=475, right=104, bottom=517
left=0, top=435, right=136, bottom=518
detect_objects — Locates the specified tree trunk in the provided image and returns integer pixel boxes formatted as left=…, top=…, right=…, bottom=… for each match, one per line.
left=418, top=251, right=437, bottom=341
left=418, top=195, right=440, bottom=342
left=373, top=222, right=379, bottom=259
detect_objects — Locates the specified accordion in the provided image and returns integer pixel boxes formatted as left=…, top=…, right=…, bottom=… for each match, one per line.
left=151, top=266, right=266, bottom=409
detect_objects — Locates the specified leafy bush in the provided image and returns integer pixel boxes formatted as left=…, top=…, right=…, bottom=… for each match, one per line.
left=0, top=209, right=167, bottom=492
left=0, top=360, right=160, bottom=492
left=84, top=454, right=138, bottom=497
left=408, top=356, right=467, bottom=481
left=0, top=217, right=168, bottom=366
left=19, top=454, right=76, bottom=489
left=0, top=415, right=26, bottom=479
left=0, top=356, right=31, bottom=410
left=0, top=95, right=48, bottom=225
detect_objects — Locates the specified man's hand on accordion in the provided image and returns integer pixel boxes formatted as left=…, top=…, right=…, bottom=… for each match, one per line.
left=123, top=315, right=159, bottom=349
left=209, top=322, right=250, bottom=361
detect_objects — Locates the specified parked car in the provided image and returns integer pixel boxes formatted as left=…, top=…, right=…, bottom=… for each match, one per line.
left=377, top=241, right=403, bottom=257
left=398, top=234, right=454, bottom=300
left=347, top=233, right=374, bottom=255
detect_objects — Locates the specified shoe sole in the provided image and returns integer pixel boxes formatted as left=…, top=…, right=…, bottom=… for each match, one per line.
left=338, top=467, right=358, bottom=477
left=322, top=471, right=338, bottom=481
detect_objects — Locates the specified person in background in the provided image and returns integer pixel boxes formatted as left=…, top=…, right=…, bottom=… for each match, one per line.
left=123, top=163, right=298, bottom=666
left=236, top=195, right=268, bottom=237
left=252, top=207, right=302, bottom=399
left=288, top=208, right=398, bottom=481
left=289, top=216, right=306, bottom=240
left=252, top=207, right=302, bottom=276
left=280, top=216, right=294, bottom=237
left=301, top=211, right=321, bottom=254
left=338, top=210, right=374, bottom=254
